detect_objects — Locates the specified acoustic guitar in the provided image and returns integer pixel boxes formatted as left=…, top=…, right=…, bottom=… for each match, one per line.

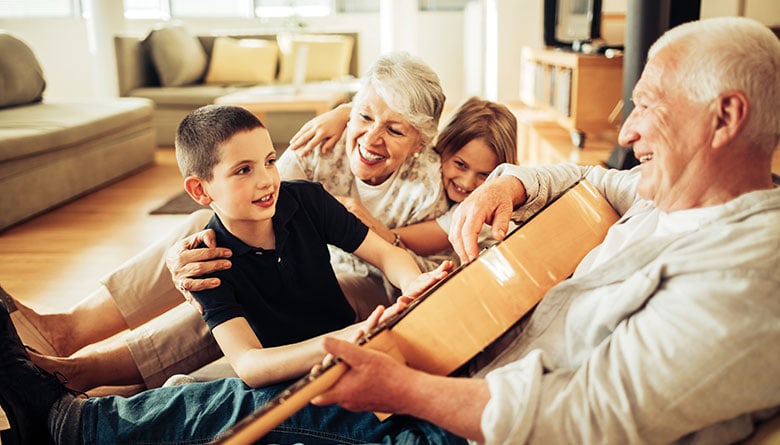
left=214, top=180, right=619, bottom=444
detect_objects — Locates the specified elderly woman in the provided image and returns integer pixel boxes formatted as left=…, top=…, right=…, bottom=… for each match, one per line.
left=272, top=51, right=450, bottom=316
left=16, top=51, right=451, bottom=394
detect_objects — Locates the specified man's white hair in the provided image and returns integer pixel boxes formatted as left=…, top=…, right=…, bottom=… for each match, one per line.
left=649, top=17, right=780, bottom=152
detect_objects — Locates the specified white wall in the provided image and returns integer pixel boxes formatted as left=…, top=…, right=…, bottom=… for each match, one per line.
left=0, top=18, right=95, bottom=98
left=0, top=0, right=777, bottom=104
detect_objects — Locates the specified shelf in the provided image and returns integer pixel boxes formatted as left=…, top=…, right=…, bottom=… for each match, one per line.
left=509, top=104, right=615, bottom=167
left=520, top=46, right=623, bottom=147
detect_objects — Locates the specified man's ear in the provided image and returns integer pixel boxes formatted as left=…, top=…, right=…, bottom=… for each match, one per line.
left=712, top=90, right=748, bottom=149
left=184, top=176, right=213, bottom=206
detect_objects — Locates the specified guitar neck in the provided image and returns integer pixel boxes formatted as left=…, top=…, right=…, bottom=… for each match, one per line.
left=217, top=361, right=347, bottom=445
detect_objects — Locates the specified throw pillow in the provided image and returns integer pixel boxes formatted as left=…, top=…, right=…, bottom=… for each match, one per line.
left=145, top=23, right=208, bottom=87
left=204, top=37, right=278, bottom=85
left=276, top=33, right=354, bottom=84
left=0, top=32, right=46, bottom=108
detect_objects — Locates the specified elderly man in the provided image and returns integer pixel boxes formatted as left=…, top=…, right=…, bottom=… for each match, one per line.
left=0, top=16, right=778, bottom=445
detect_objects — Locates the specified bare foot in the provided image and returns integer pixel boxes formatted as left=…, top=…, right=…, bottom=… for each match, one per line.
left=28, top=349, right=93, bottom=393
left=26, top=347, right=146, bottom=396
left=28, top=337, right=145, bottom=395
left=14, top=299, right=79, bottom=356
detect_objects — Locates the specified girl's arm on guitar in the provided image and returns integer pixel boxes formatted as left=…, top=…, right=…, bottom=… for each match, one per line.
left=352, top=229, right=453, bottom=296
left=313, top=337, right=489, bottom=443
left=337, top=196, right=452, bottom=257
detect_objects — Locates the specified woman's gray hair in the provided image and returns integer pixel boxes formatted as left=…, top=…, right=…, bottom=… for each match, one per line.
left=649, top=17, right=780, bottom=152
left=352, top=51, right=446, bottom=148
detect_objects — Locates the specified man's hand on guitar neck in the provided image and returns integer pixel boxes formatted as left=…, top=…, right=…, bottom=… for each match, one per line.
left=449, top=175, right=527, bottom=263
left=312, top=337, right=489, bottom=442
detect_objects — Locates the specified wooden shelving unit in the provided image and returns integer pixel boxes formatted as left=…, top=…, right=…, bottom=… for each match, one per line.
left=510, top=104, right=615, bottom=168
left=520, top=46, right=623, bottom=148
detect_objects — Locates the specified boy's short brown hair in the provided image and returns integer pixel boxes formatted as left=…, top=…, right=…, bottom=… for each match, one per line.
left=175, top=105, right=265, bottom=180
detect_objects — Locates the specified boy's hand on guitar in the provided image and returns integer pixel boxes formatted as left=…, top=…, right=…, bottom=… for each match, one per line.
left=401, top=260, right=454, bottom=299
left=449, top=175, right=526, bottom=263
left=312, top=337, right=420, bottom=414
left=315, top=302, right=404, bottom=374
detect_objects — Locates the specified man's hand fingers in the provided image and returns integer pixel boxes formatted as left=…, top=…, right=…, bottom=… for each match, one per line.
left=177, top=229, right=219, bottom=251
left=178, top=273, right=222, bottom=293
left=450, top=211, right=482, bottom=263
left=490, top=210, right=511, bottom=242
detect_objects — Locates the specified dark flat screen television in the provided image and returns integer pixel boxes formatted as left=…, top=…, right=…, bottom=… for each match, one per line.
left=544, top=0, right=603, bottom=51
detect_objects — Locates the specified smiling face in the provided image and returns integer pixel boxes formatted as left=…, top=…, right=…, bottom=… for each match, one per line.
left=202, top=127, right=280, bottom=228
left=345, top=87, right=424, bottom=186
left=440, top=138, right=499, bottom=203
left=618, top=48, right=716, bottom=212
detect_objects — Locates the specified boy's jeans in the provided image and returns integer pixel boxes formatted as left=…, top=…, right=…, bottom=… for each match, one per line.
left=81, top=377, right=467, bottom=444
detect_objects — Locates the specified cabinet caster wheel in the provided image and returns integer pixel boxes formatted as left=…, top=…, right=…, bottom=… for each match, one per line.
left=570, top=131, right=585, bottom=148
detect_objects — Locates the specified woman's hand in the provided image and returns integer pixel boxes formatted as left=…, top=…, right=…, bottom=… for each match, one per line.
left=287, top=103, right=351, bottom=156
left=164, top=229, right=233, bottom=313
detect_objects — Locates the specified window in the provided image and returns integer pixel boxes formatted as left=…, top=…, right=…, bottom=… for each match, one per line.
left=0, top=0, right=81, bottom=17
left=124, top=0, right=342, bottom=19
left=123, top=0, right=169, bottom=20
left=122, top=0, right=467, bottom=19
left=419, top=0, right=470, bottom=11
left=254, top=0, right=331, bottom=18
left=334, top=0, right=379, bottom=13
left=173, top=0, right=253, bottom=18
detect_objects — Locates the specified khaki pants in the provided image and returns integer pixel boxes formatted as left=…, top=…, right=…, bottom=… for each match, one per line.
left=101, top=209, right=396, bottom=387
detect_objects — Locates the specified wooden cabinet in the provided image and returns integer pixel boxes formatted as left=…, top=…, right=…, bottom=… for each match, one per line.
left=520, top=47, right=623, bottom=147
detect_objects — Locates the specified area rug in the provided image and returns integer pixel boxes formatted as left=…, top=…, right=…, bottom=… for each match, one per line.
left=150, top=191, right=206, bottom=215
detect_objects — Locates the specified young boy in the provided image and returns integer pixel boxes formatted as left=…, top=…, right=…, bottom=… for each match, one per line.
left=174, top=104, right=450, bottom=388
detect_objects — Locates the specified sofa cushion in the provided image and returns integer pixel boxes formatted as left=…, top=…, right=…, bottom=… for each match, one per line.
left=0, top=98, right=154, bottom=163
left=0, top=31, right=46, bottom=108
left=276, top=33, right=354, bottom=84
left=205, top=37, right=278, bottom=85
left=146, top=24, right=207, bottom=87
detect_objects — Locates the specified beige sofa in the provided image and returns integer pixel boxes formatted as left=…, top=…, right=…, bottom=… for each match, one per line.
left=0, top=31, right=156, bottom=232
left=114, top=24, right=359, bottom=146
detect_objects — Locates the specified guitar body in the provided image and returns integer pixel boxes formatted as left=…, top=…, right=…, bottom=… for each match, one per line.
left=215, top=180, right=619, bottom=444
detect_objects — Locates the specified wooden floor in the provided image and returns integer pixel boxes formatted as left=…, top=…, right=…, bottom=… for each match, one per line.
left=0, top=148, right=189, bottom=310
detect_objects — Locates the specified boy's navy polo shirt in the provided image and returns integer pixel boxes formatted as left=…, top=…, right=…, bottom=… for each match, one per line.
left=192, top=180, right=369, bottom=347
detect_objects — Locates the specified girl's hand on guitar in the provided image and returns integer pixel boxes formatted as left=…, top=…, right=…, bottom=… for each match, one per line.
left=401, top=260, right=454, bottom=299
left=311, top=337, right=420, bottom=414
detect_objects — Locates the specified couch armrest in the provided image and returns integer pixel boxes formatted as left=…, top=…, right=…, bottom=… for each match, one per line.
left=114, top=35, right=159, bottom=96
